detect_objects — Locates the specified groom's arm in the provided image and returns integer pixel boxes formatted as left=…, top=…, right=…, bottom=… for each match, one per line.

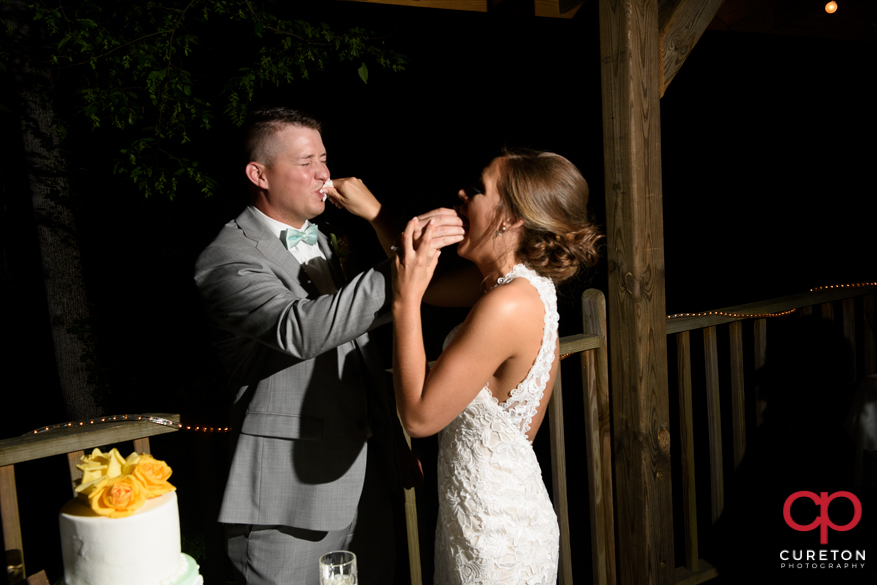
left=195, top=243, right=392, bottom=360
left=327, top=179, right=465, bottom=258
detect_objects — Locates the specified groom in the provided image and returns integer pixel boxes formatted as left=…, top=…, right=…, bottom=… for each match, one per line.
left=194, top=107, right=461, bottom=584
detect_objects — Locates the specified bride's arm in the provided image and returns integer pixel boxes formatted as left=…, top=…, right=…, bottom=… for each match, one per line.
left=393, top=224, right=529, bottom=437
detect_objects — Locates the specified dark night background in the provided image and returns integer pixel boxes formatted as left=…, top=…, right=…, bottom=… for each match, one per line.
left=1, top=1, right=875, bottom=583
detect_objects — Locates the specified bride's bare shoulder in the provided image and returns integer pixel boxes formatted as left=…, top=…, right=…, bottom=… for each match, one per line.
left=470, top=278, right=543, bottom=323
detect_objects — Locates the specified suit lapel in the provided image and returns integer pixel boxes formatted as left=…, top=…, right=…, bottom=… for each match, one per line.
left=236, top=208, right=321, bottom=297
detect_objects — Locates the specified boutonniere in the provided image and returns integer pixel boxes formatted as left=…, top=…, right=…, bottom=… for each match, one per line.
left=327, top=231, right=354, bottom=282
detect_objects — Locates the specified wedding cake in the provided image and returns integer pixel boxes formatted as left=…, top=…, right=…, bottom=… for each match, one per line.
left=58, top=448, right=203, bottom=585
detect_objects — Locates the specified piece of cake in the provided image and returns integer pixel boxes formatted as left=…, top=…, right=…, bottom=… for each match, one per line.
left=321, top=179, right=334, bottom=202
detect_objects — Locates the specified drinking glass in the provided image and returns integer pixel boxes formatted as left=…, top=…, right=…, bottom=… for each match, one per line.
left=319, top=550, right=358, bottom=585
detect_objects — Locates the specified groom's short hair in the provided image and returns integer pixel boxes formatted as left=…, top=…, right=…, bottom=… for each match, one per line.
left=244, top=107, right=322, bottom=166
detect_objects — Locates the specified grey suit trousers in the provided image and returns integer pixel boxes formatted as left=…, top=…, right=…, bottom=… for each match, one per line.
left=226, top=436, right=398, bottom=585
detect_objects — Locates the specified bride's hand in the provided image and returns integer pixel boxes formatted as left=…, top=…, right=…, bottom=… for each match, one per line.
left=390, top=208, right=464, bottom=254
left=325, top=177, right=381, bottom=222
left=411, top=208, right=464, bottom=252
left=393, top=217, right=440, bottom=303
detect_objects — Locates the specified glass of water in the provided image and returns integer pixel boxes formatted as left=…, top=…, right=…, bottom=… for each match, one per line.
left=319, top=550, right=358, bottom=585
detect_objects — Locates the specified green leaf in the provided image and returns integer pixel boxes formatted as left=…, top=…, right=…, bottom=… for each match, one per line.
left=357, top=62, right=368, bottom=84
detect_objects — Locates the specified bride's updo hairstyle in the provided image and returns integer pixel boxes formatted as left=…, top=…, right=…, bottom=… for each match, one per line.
left=493, top=150, right=602, bottom=284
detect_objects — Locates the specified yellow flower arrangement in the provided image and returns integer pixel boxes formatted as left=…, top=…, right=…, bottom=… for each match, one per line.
left=73, top=448, right=176, bottom=518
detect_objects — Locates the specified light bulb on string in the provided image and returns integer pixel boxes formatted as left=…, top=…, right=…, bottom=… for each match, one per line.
left=825, top=2, right=838, bottom=13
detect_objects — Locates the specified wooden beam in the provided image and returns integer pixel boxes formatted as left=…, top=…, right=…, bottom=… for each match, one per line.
left=337, top=0, right=487, bottom=11
left=0, top=414, right=180, bottom=468
left=598, top=1, right=674, bottom=584
left=535, top=0, right=582, bottom=18
left=658, top=0, right=725, bottom=96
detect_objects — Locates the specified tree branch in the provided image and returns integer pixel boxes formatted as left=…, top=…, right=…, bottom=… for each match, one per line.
left=64, top=29, right=174, bottom=67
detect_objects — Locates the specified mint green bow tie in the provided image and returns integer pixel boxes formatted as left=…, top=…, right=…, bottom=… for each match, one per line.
left=283, top=224, right=319, bottom=249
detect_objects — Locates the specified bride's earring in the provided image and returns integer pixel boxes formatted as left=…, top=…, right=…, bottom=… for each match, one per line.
left=495, top=225, right=506, bottom=238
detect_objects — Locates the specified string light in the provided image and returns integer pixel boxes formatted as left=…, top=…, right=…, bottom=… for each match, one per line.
left=809, top=281, right=876, bottom=292
left=825, top=1, right=838, bottom=14
left=26, top=415, right=230, bottom=436
left=668, top=281, right=876, bottom=320
left=668, top=308, right=797, bottom=320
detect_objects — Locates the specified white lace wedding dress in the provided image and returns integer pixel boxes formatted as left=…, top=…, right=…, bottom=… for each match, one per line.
left=434, top=264, right=560, bottom=585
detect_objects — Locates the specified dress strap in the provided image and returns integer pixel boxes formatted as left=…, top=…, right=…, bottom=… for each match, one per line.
left=491, top=264, right=559, bottom=437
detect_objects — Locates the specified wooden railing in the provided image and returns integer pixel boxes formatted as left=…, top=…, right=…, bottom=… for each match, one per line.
left=0, top=414, right=181, bottom=583
left=552, top=289, right=615, bottom=585
left=666, top=285, right=876, bottom=585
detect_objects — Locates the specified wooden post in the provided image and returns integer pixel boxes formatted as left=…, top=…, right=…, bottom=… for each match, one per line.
left=865, top=295, right=876, bottom=376
left=675, top=332, right=698, bottom=572
left=1, top=465, right=24, bottom=583
left=598, top=1, right=674, bottom=583
left=548, top=371, right=573, bottom=585
left=67, top=450, right=85, bottom=496
left=581, top=289, right=616, bottom=585
left=397, top=421, right=423, bottom=585
left=842, top=298, right=857, bottom=384
left=703, top=327, right=724, bottom=524
left=753, top=319, right=767, bottom=428
left=728, top=321, right=746, bottom=469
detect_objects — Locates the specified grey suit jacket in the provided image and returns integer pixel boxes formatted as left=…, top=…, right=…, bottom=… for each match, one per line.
left=194, top=207, right=394, bottom=530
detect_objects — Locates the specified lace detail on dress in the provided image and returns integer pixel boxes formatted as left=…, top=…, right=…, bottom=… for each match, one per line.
left=434, top=264, right=560, bottom=585
left=442, top=264, right=559, bottom=440
left=489, top=264, right=558, bottom=438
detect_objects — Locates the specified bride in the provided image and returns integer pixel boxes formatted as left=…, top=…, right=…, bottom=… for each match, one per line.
left=332, top=150, right=600, bottom=585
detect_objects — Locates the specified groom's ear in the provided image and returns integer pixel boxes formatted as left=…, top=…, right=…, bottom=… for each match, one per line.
left=245, top=162, right=268, bottom=190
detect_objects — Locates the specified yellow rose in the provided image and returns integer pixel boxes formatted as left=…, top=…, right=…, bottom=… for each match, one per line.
left=104, top=448, right=126, bottom=478
left=75, top=448, right=127, bottom=497
left=88, top=475, right=148, bottom=518
left=123, top=451, right=142, bottom=473
left=77, top=449, right=108, bottom=485
left=130, top=454, right=176, bottom=498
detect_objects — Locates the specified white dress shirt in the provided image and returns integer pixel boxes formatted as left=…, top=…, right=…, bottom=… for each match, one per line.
left=249, top=205, right=338, bottom=294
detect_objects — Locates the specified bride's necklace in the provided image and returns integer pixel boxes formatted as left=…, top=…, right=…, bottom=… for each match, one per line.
left=492, top=263, right=525, bottom=289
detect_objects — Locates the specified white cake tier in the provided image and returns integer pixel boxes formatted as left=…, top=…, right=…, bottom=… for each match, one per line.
left=59, top=492, right=200, bottom=585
